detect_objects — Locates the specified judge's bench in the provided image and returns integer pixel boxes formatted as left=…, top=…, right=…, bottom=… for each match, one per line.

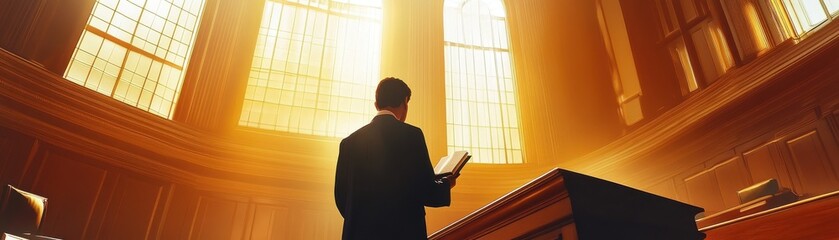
left=429, top=168, right=705, bottom=240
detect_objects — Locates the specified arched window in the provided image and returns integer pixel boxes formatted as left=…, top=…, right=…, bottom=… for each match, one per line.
left=65, top=0, right=206, bottom=118
left=444, top=0, right=523, bottom=164
left=239, top=0, right=382, bottom=137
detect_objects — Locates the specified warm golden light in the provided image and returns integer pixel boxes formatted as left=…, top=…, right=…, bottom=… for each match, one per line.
left=443, top=0, right=523, bottom=164
left=710, top=24, right=735, bottom=72
left=670, top=38, right=699, bottom=93
left=598, top=0, right=643, bottom=126
left=65, top=0, right=205, bottom=118
left=745, top=2, right=771, bottom=52
left=239, top=0, right=382, bottom=138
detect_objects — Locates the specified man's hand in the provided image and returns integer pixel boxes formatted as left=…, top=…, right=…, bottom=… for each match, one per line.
left=443, top=174, right=459, bottom=189
left=435, top=173, right=459, bottom=188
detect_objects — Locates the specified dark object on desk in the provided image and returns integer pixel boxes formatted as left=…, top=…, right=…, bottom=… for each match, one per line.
left=738, top=179, right=782, bottom=204
left=696, top=178, right=799, bottom=229
left=0, top=185, right=47, bottom=235
left=702, top=190, right=839, bottom=239
left=430, top=168, right=706, bottom=240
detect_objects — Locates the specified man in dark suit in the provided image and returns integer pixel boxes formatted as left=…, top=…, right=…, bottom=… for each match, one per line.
left=335, top=77, right=457, bottom=239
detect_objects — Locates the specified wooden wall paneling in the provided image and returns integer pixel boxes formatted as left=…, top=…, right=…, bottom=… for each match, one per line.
left=93, top=173, right=171, bottom=239
left=831, top=111, right=839, bottom=175
left=684, top=168, right=726, bottom=213
left=247, top=204, right=290, bottom=240
left=173, top=0, right=265, bottom=132
left=25, top=146, right=108, bottom=239
left=718, top=0, right=769, bottom=62
left=24, top=0, right=97, bottom=74
left=673, top=163, right=708, bottom=207
left=713, top=156, right=753, bottom=208
left=0, top=0, right=45, bottom=53
left=646, top=179, right=681, bottom=202
left=741, top=141, right=795, bottom=191
left=674, top=181, right=690, bottom=204
left=0, top=136, right=8, bottom=180
left=287, top=208, right=342, bottom=239
left=783, top=129, right=839, bottom=197
left=159, top=186, right=200, bottom=240
left=0, top=128, right=37, bottom=187
left=833, top=110, right=839, bottom=140
left=189, top=196, right=248, bottom=240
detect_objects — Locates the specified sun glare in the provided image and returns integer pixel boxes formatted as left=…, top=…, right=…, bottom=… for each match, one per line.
left=444, top=0, right=523, bottom=164
left=239, top=0, right=383, bottom=138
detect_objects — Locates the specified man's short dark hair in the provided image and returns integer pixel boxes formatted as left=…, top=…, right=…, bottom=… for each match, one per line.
left=376, top=77, right=411, bottom=108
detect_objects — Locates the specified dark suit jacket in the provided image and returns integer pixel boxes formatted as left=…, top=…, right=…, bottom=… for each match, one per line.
left=335, top=115, right=451, bottom=239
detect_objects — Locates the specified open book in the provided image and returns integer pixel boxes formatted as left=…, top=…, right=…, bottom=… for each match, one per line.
left=434, top=151, right=471, bottom=176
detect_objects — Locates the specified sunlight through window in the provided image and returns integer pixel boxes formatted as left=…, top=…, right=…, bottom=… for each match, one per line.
left=239, top=0, right=382, bottom=138
left=444, top=0, right=523, bottom=164
left=65, top=0, right=205, bottom=118
left=783, top=0, right=838, bottom=36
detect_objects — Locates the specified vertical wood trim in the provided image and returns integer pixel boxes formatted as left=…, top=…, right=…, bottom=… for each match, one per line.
left=230, top=202, right=250, bottom=240
left=242, top=202, right=257, bottom=240
left=380, top=0, right=446, bottom=159
left=707, top=0, right=744, bottom=66
left=86, top=172, right=118, bottom=240
left=173, top=0, right=264, bottom=133
left=713, top=156, right=752, bottom=208
left=19, top=139, right=41, bottom=188
left=25, top=147, right=110, bottom=239
left=146, top=184, right=169, bottom=239
left=153, top=183, right=177, bottom=239
left=187, top=196, right=205, bottom=240
left=783, top=130, right=839, bottom=195
left=670, top=0, right=708, bottom=87
left=0, top=0, right=44, bottom=53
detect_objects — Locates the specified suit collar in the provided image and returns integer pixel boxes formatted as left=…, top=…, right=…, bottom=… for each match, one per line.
left=372, top=114, right=398, bottom=123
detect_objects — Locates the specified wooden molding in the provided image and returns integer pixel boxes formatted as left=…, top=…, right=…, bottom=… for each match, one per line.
left=563, top=19, right=839, bottom=189
left=0, top=48, right=336, bottom=199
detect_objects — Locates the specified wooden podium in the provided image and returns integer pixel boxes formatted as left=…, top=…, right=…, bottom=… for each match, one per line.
left=429, top=168, right=705, bottom=239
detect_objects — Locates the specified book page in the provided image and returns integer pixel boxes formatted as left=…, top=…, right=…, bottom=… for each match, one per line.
left=435, top=151, right=469, bottom=175
left=434, top=156, right=449, bottom=174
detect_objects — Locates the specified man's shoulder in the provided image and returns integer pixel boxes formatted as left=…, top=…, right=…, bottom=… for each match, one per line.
left=343, top=117, right=423, bottom=140
left=342, top=123, right=371, bottom=143
left=402, top=122, right=423, bottom=135
left=383, top=119, right=423, bottom=136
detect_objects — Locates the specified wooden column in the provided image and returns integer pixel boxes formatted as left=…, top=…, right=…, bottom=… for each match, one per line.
left=172, top=0, right=264, bottom=133
left=380, top=0, right=447, bottom=160
left=0, top=0, right=95, bottom=74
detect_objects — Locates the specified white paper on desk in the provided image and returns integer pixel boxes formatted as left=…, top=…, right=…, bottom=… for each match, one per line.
left=434, top=151, right=470, bottom=175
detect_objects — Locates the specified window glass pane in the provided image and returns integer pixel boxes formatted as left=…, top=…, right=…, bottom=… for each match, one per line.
left=65, top=0, right=207, bottom=118
left=444, top=0, right=523, bottom=164
left=827, top=0, right=839, bottom=14
left=239, top=0, right=383, bottom=138
left=621, top=97, right=643, bottom=125
left=668, top=37, right=699, bottom=93
left=655, top=0, right=679, bottom=35
left=784, top=0, right=829, bottom=35
left=690, top=21, right=734, bottom=84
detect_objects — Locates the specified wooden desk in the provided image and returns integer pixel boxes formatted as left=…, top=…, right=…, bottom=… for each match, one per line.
left=701, top=191, right=839, bottom=239
left=430, top=168, right=704, bottom=239
left=2, top=233, right=26, bottom=240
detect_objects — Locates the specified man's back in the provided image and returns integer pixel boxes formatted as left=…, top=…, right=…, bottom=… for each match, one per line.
left=335, top=115, right=449, bottom=239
